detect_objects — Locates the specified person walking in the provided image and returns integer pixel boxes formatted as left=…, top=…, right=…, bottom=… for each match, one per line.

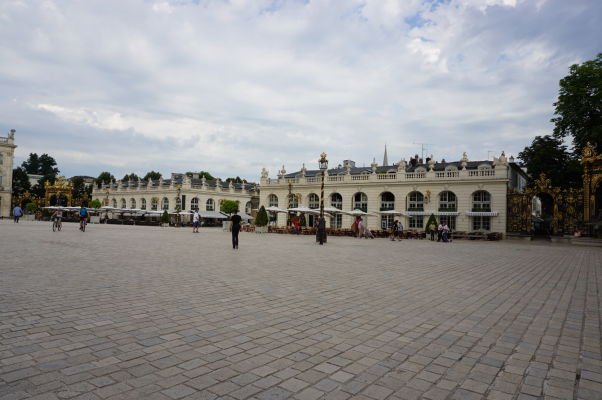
left=437, top=222, right=444, bottom=242
left=391, top=219, right=399, bottom=241
left=429, top=220, right=437, bottom=241
left=12, top=205, right=23, bottom=223
left=230, top=210, right=242, bottom=249
left=317, top=216, right=326, bottom=245
left=442, top=221, right=450, bottom=242
left=357, top=217, right=364, bottom=238
left=192, top=210, right=200, bottom=233
left=396, top=220, right=404, bottom=241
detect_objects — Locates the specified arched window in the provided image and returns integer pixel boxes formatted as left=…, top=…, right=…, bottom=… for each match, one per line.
left=121, top=198, right=126, bottom=209
left=308, top=193, right=320, bottom=209
left=206, top=198, right=214, bottom=211
left=352, top=192, right=367, bottom=212
left=380, top=192, right=395, bottom=229
left=175, top=197, right=181, bottom=211
left=0, top=173, right=3, bottom=187
left=141, top=198, right=147, bottom=210
left=407, top=191, right=424, bottom=211
left=245, top=201, right=252, bottom=214
left=380, top=192, right=395, bottom=210
left=439, top=191, right=457, bottom=211
left=472, top=191, right=491, bottom=211
left=151, top=198, right=158, bottom=211
left=0, top=153, right=3, bottom=165
left=190, top=197, right=199, bottom=211
left=130, top=198, right=136, bottom=209
left=161, top=197, right=169, bottom=210
left=268, top=194, right=278, bottom=207
left=330, top=193, right=343, bottom=228
left=330, top=193, right=342, bottom=209
left=289, top=194, right=299, bottom=208
left=112, top=198, right=117, bottom=208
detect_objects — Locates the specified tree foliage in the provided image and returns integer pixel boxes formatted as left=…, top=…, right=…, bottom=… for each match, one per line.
left=143, top=171, right=162, bottom=181
left=220, top=200, right=239, bottom=215
left=25, top=202, right=38, bottom=214
left=518, top=135, right=582, bottom=188
left=185, top=171, right=215, bottom=181
left=11, top=167, right=31, bottom=197
left=96, top=171, right=115, bottom=188
left=21, top=153, right=59, bottom=177
left=226, top=176, right=247, bottom=184
left=552, top=53, right=602, bottom=153
left=425, top=214, right=438, bottom=232
left=255, top=206, right=268, bottom=227
left=89, top=199, right=102, bottom=209
left=71, top=176, right=86, bottom=199
left=122, top=173, right=140, bottom=182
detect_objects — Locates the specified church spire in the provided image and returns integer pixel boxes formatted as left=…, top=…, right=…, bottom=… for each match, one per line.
left=383, top=144, right=389, bottom=166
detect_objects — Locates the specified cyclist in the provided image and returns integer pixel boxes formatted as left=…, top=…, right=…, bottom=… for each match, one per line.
left=50, top=208, right=63, bottom=231
left=78, top=205, right=89, bottom=231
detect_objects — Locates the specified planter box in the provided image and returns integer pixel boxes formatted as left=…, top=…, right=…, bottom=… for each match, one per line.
left=24, top=215, right=35, bottom=221
left=89, top=216, right=101, bottom=224
left=255, top=226, right=268, bottom=233
left=161, top=223, right=169, bottom=227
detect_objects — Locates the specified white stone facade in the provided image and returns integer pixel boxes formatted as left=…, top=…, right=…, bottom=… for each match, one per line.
left=92, top=174, right=257, bottom=214
left=0, top=130, right=16, bottom=217
left=260, top=153, right=512, bottom=234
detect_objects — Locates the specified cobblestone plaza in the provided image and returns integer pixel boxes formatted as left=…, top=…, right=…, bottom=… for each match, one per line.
left=1, top=221, right=601, bottom=400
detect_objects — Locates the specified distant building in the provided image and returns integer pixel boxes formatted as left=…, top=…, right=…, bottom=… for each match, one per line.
left=0, top=129, right=16, bottom=217
left=69, top=175, right=96, bottom=185
left=92, top=173, right=258, bottom=216
left=260, top=149, right=522, bottom=234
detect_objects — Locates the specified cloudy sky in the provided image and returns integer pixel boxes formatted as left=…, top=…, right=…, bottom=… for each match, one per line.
left=1, top=0, right=600, bottom=181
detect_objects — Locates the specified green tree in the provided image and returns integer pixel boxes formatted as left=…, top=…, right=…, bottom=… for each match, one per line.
left=518, top=135, right=582, bottom=188
left=425, top=214, right=438, bottom=232
left=89, top=199, right=102, bottom=209
left=185, top=171, right=215, bottom=180
left=161, top=210, right=170, bottom=224
left=255, top=206, right=268, bottom=227
left=25, top=202, right=38, bottom=214
left=299, top=213, right=307, bottom=227
left=96, top=171, right=115, bottom=188
left=71, top=176, right=86, bottom=199
left=11, top=167, right=31, bottom=197
left=121, top=173, right=140, bottom=182
left=552, top=53, right=602, bottom=153
left=21, top=153, right=59, bottom=176
left=143, top=171, right=162, bottom=181
left=226, top=176, right=247, bottom=184
left=220, top=200, right=239, bottom=215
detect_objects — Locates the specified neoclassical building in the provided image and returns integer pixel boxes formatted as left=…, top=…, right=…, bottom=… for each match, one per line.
left=92, top=173, right=258, bottom=215
left=0, top=129, right=16, bottom=217
left=260, top=151, right=524, bottom=233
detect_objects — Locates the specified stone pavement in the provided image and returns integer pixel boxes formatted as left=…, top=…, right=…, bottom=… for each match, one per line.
left=1, top=221, right=601, bottom=400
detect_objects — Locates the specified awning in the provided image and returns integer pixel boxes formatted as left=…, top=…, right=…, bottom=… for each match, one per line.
left=465, top=211, right=499, bottom=217
left=199, top=211, right=228, bottom=219
left=265, top=206, right=287, bottom=213
left=238, top=212, right=253, bottom=220
left=405, top=211, right=432, bottom=216
left=288, top=207, right=320, bottom=214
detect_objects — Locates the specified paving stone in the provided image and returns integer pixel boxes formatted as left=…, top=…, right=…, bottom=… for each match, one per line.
left=1, top=223, right=601, bottom=400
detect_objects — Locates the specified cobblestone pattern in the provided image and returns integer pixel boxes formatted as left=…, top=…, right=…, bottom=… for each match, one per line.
left=1, top=220, right=601, bottom=400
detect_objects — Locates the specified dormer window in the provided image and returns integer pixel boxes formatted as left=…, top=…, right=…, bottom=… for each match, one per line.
left=445, top=165, right=458, bottom=172
left=415, top=167, right=427, bottom=173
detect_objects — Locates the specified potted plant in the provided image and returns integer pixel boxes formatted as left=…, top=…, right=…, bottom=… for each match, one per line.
left=161, top=210, right=170, bottom=227
left=89, top=199, right=102, bottom=224
left=25, top=202, right=37, bottom=221
left=255, top=205, right=268, bottom=233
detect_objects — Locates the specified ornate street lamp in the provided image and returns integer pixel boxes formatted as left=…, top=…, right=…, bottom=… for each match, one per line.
left=175, top=185, right=182, bottom=226
left=104, top=189, right=110, bottom=222
left=287, top=179, right=293, bottom=227
left=318, top=153, right=328, bottom=244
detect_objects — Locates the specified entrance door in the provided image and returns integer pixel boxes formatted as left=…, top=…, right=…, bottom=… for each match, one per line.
left=532, top=193, right=554, bottom=236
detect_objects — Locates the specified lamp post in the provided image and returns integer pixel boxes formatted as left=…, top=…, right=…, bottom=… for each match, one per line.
left=175, top=185, right=182, bottom=226
left=104, top=189, right=110, bottom=222
left=318, top=153, right=328, bottom=244
left=287, top=179, right=293, bottom=227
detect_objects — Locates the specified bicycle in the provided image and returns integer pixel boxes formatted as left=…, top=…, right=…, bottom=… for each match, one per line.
left=52, top=218, right=62, bottom=232
left=79, top=218, right=86, bottom=232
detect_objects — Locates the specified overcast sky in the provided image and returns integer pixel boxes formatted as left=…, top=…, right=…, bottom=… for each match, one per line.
left=1, top=0, right=600, bottom=181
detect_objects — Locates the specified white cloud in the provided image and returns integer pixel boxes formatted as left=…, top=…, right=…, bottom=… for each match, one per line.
left=0, top=0, right=600, bottom=179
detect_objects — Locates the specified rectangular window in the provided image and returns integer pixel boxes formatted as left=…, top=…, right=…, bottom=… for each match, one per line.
left=381, top=215, right=393, bottom=230
left=330, top=214, right=342, bottom=229
left=472, top=216, right=491, bottom=231
left=409, top=216, right=423, bottom=229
